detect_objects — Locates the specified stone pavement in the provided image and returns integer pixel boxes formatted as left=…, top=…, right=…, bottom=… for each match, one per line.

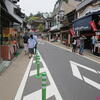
left=0, top=51, right=30, bottom=100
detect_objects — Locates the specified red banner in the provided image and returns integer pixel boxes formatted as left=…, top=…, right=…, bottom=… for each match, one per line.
left=69, top=28, right=75, bottom=36
left=90, top=21, right=97, bottom=31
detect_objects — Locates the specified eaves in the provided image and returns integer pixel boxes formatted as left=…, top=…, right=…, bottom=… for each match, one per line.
left=76, top=0, right=96, bottom=11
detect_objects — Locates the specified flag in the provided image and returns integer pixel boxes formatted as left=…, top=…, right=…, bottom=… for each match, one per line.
left=90, top=21, right=97, bottom=31
left=69, top=28, right=75, bottom=36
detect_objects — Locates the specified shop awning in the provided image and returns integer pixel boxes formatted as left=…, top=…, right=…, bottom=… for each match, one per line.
left=73, top=15, right=92, bottom=31
left=4, top=0, right=23, bottom=24
left=50, top=24, right=62, bottom=32
left=73, top=10, right=100, bottom=31
left=50, top=25, right=59, bottom=31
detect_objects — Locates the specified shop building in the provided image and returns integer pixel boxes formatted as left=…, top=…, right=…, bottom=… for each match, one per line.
left=60, top=0, right=84, bottom=46
left=73, top=0, right=100, bottom=54
left=0, top=0, right=25, bottom=61
left=43, top=14, right=53, bottom=41
left=49, top=0, right=81, bottom=44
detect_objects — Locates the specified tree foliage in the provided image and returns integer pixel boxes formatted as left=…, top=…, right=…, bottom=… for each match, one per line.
left=25, top=12, right=43, bottom=22
left=38, top=24, right=44, bottom=32
left=27, top=16, right=40, bottom=22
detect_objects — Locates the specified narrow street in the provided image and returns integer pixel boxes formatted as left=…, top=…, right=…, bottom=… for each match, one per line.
left=14, top=40, right=100, bottom=100
left=1, top=0, right=100, bottom=100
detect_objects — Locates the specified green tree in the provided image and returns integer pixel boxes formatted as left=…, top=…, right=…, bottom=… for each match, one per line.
left=38, top=24, right=44, bottom=32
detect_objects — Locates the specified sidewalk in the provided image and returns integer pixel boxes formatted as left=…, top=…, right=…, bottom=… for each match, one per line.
left=0, top=51, right=30, bottom=100
left=46, top=41, right=100, bottom=63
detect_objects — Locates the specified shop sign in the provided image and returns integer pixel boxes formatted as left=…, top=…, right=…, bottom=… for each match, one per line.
left=73, top=15, right=92, bottom=31
left=74, top=26, right=89, bottom=31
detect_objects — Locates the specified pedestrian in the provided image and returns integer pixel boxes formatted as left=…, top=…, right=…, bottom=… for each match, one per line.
left=91, top=36, right=97, bottom=54
left=72, top=37, right=77, bottom=52
left=76, top=37, right=80, bottom=52
left=79, top=34, right=86, bottom=55
left=33, top=34, right=38, bottom=54
left=23, top=32, right=29, bottom=55
left=28, top=35, right=36, bottom=58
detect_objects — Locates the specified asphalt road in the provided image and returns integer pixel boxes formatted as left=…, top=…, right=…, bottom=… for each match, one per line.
left=38, top=40, right=100, bottom=100
left=16, top=40, right=100, bottom=100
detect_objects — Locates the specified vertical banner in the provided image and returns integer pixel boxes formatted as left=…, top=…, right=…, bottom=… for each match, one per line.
left=69, top=28, right=75, bottom=36
left=90, top=21, right=97, bottom=31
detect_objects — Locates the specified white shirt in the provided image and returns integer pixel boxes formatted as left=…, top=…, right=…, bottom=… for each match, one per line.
left=73, top=40, right=77, bottom=45
left=28, top=38, right=36, bottom=48
left=33, top=35, right=38, bottom=45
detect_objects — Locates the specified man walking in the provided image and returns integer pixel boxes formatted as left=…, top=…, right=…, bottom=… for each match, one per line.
left=28, top=35, right=36, bottom=58
left=33, top=34, right=38, bottom=54
left=91, top=36, right=97, bottom=54
left=79, top=35, right=86, bottom=55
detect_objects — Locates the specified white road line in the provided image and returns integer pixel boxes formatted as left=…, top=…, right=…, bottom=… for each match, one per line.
left=70, top=60, right=100, bottom=90
left=29, top=68, right=45, bottom=77
left=14, top=57, right=33, bottom=100
left=83, top=76, right=100, bottom=90
left=97, top=71, right=100, bottom=74
left=70, top=62, right=83, bottom=80
left=70, top=61, right=97, bottom=74
left=33, top=60, right=35, bottom=63
left=46, top=41, right=100, bottom=64
left=38, top=51, right=63, bottom=100
left=23, top=85, right=55, bottom=100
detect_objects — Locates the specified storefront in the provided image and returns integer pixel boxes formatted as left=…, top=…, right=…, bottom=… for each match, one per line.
left=73, top=10, right=100, bottom=54
left=0, top=0, right=23, bottom=60
left=49, top=25, right=60, bottom=41
left=60, top=26, right=70, bottom=45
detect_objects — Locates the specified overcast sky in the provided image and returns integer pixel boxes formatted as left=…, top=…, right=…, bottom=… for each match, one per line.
left=18, top=0, right=57, bottom=16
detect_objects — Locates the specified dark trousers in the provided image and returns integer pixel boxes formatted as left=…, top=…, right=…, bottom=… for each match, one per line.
left=34, top=44, right=37, bottom=54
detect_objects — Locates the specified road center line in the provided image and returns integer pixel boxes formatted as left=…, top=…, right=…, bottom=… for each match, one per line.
left=38, top=51, right=63, bottom=100
left=29, top=68, right=45, bottom=77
